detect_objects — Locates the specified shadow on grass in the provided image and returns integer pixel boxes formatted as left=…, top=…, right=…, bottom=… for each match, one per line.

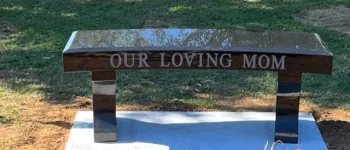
left=0, top=0, right=349, bottom=109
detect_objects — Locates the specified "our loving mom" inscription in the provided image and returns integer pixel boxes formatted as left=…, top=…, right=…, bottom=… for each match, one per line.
left=110, top=53, right=286, bottom=70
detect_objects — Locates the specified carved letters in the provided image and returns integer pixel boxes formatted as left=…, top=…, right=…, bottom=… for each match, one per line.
left=110, top=53, right=286, bottom=70
left=242, top=54, right=286, bottom=70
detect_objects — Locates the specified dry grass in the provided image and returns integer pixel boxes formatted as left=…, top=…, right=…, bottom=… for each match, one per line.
left=0, top=89, right=77, bottom=150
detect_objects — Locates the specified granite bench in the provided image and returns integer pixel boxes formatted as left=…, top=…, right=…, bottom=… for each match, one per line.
left=62, top=29, right=333, bottom=144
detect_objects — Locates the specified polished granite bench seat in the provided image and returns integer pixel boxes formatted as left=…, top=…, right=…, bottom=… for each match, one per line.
left=62, top=29, right=333, bottom=143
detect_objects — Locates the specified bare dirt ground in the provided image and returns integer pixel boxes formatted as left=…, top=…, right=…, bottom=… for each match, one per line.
left=295, top=5, right=350, bottom=36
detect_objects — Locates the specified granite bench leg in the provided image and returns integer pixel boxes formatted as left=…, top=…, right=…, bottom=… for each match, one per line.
left=275, top=72, right=302, bottom=143
left=91, top=71, right=117, bottom=142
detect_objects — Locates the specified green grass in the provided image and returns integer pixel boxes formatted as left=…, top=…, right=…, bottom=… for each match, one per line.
left=0, top=0, right=350, bottom=113
left=338, top=0, right=350, bottom=6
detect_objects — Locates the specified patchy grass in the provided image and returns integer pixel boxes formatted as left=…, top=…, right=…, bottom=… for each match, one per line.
left=1, top=0, right=350, bottom=149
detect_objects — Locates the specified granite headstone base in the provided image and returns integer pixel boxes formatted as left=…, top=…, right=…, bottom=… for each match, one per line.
left=65, top=111, right=327, bottom=150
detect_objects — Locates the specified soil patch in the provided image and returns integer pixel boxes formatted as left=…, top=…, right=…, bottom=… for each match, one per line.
left=295, top=5, right=350, bottom=36
left=318, top=120, right=350, bottom=150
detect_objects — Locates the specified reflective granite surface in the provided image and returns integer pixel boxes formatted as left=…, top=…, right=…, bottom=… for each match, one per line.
left=64, top=29, right=332, bottom=55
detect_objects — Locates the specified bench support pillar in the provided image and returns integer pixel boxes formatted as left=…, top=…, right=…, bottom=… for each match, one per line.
left=275, top=71, right=302, bottom=143
left=91, top=71, right=117, bottom=142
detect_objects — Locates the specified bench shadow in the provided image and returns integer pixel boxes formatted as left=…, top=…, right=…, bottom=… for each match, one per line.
left=68, top=113, right=327, bottom=150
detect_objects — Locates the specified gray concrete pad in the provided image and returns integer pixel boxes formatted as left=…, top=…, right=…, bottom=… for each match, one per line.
left=66, top=111, right=327, bottom=150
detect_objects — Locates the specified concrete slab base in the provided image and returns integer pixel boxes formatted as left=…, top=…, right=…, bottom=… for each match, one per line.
left=65, top=111, right=327, bottom=150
